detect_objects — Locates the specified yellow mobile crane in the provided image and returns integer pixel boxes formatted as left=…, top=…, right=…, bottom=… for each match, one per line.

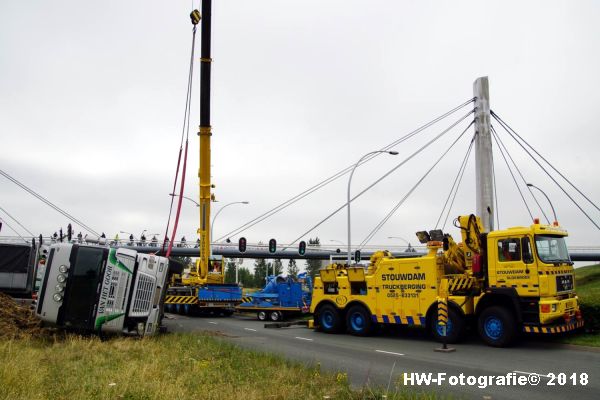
left=165, top=1, right=242, bottom=315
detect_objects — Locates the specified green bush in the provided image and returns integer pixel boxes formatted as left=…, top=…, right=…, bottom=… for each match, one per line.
left=580, top=302, right=600, bottom=332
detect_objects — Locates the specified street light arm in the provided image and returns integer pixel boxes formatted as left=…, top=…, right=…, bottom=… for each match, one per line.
left=210, top=201, right=250, bottom=244
left=527, top=183, right=558, bottom=223
left=387, top=236, right=411, bottom=246
left=347, top=150, right=398, bottom=266
left=169, top=193, right=200, bottom=207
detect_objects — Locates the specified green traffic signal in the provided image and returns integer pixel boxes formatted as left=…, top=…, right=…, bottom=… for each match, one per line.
left=269, top=238, right=277, bottom=253
left=298, top=240, right=306, bottom=255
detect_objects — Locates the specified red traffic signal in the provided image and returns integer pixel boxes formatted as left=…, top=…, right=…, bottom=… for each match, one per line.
left=238, top=237, right=247, bottom=253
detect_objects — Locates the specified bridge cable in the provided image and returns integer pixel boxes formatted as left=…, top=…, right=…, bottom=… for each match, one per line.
left=491, top=126, right=551, bottom=223
left=441, top=137, right=475, bottom=231
left=282, top=109, right=475, bottom=250
left=215, top=98, right=476, bottom=242
left=0, top=168, right=100, bottom=237
left=161, top=23, right=197, bottom=256
left=434, top=134, right=476, bottom=230
left=0, top=204, right=35, bottom=237
left=492, top=111, right=600, bottom=214
left=0, top=217, right=29, bottom=243
left=491, top=125, right=550, bottom=223
left=491, top=112, right=600, bottom=230
left=490, top=127, right=535, bottom=222
left=359, top=121, right=475, bottom=249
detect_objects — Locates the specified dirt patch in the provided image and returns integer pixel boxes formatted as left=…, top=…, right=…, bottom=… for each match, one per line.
left=0, top=293, right=54, bottom=339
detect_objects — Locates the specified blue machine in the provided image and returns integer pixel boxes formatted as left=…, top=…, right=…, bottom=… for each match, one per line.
left=237, top=272, right=312, bottom=321
left=198, top=284, right=243, bottom=302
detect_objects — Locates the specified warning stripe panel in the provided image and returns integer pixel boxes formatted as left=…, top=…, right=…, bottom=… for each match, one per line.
left=523, top=319, right=584, bottom=334
left=165, top=295, right=198, bottom=304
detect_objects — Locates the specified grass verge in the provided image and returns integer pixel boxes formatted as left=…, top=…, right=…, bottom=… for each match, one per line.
left=559, top=265, right=600, bottom=347
left=0, top=333, right=439, bottom=400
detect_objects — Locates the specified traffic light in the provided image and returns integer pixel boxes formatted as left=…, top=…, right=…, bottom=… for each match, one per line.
left=269, top=238, right=277, bottom=253
left=238, top=237, right=247, bottom=253
left=354, top=250, right=361, bottom=263
left=298, top=240, right=306, bottom=255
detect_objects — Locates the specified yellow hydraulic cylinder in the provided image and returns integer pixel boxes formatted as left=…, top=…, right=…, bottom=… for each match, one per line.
left=198, top=125, right=212, bottom=282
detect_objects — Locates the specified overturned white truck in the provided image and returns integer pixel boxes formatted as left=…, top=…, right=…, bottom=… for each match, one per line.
left=35, top=243, right=169, bottom=336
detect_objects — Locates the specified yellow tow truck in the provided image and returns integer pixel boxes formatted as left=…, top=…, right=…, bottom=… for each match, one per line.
left=310, top=214, right=583, bottom=346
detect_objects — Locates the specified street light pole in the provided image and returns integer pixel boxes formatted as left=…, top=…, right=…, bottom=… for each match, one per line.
left=210, top=201, right=249, bottom=243
left=347, top=150, right=398, bottom=266
left=526, top=183, right=558, bottom=224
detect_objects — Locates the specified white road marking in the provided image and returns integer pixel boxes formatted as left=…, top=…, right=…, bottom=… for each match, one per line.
left=375, top=350, right=405, bottom=357
left=513, top=370, right=551, bottom=378
left=295, top=336, right=314, bottom=341
left=244, top=328, right=257, bottom=332
left=208, top=322, right=218, bottom=325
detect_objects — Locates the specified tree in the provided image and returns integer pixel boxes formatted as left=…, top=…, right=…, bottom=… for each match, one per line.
left=237, top=267, right=254, bottom=287
left=287, top=259, right=299, bottom=279
left=273, top=259, right=283, bottom=276
left=253, top=258, right=269, bottom=288
left=304, top=237, right=322, bottom=279
left=224, top=259, right=237, bottom=283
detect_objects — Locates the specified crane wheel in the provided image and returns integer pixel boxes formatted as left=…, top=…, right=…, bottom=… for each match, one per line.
left=257, top=311, right=267, bottom=321
left=429, top=307, right=465, bottom=343
left=316, top=304, right=343, bottom=333
left=345, top=305, right=373, bottom=336
left=477, top=306, right=517, bottom=347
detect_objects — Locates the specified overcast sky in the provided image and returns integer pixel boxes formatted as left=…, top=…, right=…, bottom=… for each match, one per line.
left=1, top=0, right=599, bottom=252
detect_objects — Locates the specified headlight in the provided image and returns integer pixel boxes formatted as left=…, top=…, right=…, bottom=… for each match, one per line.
left=55, top=284, right=64, bottom=292
left=59, top=265, right=69, bottom=273
left=53, top=293, right=63, bottom=302
left=57, top=274, right=67, bottom=283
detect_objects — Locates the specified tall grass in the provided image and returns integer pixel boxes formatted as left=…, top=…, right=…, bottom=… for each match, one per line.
left=0, top=333, right=432, bottom=400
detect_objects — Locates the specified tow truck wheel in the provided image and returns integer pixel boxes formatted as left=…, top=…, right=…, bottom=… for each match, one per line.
left=429, top=307, right=465, bottom=343
left=477, top=306, right=517, bottom=347
left=317, top=304, right=343, bottom=333
left=257, top=311, right=267, bottom=321
left=346, top=305, right=373, bottom=336
left=269, top=311, right=282, bottom=321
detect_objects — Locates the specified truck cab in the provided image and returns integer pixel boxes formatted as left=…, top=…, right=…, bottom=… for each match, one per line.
left=480, top=222, right=580, bottom=334
left=35, top=243, right=169, bottom=336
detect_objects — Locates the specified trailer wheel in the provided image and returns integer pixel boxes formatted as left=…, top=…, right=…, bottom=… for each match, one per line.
left=429, top=307, right=465, bottom=343
left=477, top=306, right=517, bottom=347
left=257, top=311, right=267, bottom=321
left=346, top=305, right=373, bottom=336
left=269, top=311, right=282, bottom=321
left=317, top=304, right=343, bottom=333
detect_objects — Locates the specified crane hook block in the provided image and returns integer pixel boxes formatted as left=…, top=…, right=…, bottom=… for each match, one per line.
left=190, top=9, right=201, bottom=25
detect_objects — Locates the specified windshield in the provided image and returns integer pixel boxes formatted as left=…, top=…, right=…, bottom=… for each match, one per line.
left=535, top=235, right=571, bottom=264
left=63, top=247, right=105, bottom=328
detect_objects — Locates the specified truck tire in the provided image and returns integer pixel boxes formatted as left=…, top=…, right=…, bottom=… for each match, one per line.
left=317, top=304, right=343, bottom=333
left=346, top=305, right=373, bottom=336
left=429, top=307, right=465, bottom=344
left=477, top=306, right=517, bottom=347
left=269, top=311, right=282, bottom=321
left=257, top=311, right=267, bottom=321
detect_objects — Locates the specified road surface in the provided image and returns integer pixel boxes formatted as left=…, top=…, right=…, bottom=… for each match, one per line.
left=164, top=313, right=599, bottom=399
